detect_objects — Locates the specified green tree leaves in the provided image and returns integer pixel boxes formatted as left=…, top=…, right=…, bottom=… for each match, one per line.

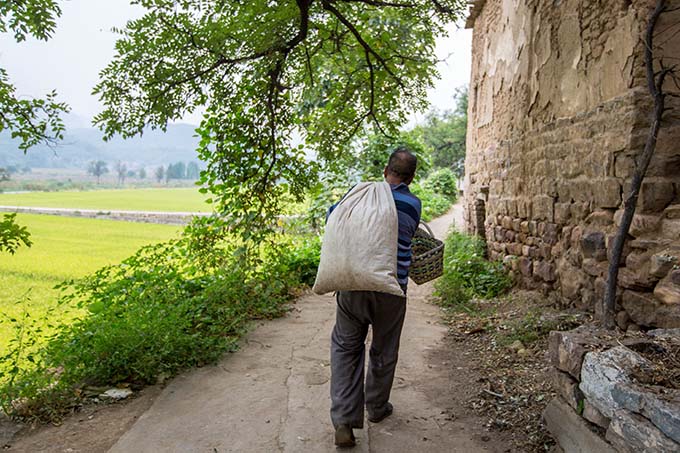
left=94, top=0, right=465, bottom=238
left=0, top=213, right=33, bottom=255
left=0, top=0, right=68, bottom=152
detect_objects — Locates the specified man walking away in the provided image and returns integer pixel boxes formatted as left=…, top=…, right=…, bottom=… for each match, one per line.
left=329, top=147, right=422, bottom=448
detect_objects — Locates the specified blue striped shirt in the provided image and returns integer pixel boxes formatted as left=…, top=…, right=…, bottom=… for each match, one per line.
left=390, top=183, right=422, bottom=289
left=327, top=182, right=422, bottom=291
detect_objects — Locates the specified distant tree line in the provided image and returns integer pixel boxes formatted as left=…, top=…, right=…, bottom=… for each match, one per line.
left=157, top=161, right=200, bottom=183
left=86, top=160, right=200, bottom=185
left=0, top=165, right=32, bottom=182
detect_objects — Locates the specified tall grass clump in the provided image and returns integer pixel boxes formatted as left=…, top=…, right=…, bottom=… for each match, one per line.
left=435, top=230, right=512, bottom=307
left=0, top=216, right=320, bottom=421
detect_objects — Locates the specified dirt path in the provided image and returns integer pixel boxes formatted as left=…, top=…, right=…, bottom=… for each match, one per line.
left=8, top=206, right=514, bottom=452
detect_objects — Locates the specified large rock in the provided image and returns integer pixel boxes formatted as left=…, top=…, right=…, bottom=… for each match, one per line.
left=581, top=232, right=607, bottom=261
left=654, top=274, right=680, bottom=305
left=662, top=218, right=680, bottom=239
left=638, top=179, right=675, bottom=213
left=583, top=399, right=611, bottom=429
left=649, top=248, right=680, bottom=279
left=617, top=267, right=657, bottom=291
left=553, top=369, right=584, bottom=410
left=647, top=328, right=680, bottom=339
left=622, top=290, right=680, bottom=328
left=579, top=346, right=653, bottom=418
left=611, top=383, right=680, bottom=444
left=614, top=211, right=661, bottom=237
left=606, top=410, right=680, bottom=453
left=543, top=399, right=617, bottom=453
left=549, top=327, right=608, bottom=379
left=534, top=260, right=557, bottom=282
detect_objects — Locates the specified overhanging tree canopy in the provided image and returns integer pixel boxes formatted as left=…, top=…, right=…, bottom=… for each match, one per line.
left=0, top=0, right=68, bottom=152
left=94, top=0, right=465, bottom=236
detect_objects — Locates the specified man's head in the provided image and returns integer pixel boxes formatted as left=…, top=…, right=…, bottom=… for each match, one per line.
left=384, top=146, right=417, bottom=185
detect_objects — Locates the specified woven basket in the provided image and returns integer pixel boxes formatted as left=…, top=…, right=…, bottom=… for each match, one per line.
left=410, top=222, right=445, bottom=285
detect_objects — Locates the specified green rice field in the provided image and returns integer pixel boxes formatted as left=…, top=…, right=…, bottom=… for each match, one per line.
left=0, top=188, right=213, bottom=212
left=0, top=214, right=181, bottom=354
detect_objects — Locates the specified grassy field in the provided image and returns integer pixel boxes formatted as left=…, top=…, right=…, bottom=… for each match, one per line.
left=0, top=214, right=181, bottom=355
left=0, top=188, right=213, bottom=212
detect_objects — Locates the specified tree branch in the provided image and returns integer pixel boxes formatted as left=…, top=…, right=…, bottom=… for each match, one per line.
left=321, top=0, right=406, bottom=89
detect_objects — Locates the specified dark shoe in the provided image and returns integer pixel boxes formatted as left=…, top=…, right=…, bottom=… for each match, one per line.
left=368, top=402, right=393, bottom=423
left=334, top=424, right=356, bottom=448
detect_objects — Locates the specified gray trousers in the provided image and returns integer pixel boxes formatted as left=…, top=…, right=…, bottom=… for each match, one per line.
left=330, top=290, right=407, bottom=429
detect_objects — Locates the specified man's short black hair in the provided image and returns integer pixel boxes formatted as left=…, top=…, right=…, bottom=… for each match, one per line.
left=387, top=146, right=417, bottom=182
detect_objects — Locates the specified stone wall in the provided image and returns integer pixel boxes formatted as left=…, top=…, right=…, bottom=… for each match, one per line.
left=545, top=327, right=680, bottom=452
left=465, top=0, right=680, bottom=328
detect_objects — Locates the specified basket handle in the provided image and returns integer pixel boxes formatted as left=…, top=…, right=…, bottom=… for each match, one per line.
left=419, top=221, right=435, bottom=238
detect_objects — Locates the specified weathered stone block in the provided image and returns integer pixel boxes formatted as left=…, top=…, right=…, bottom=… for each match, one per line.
left=625, top=250, right=653, bottom=270
left=622, top=290, right=680, bottom=328
left=519, top=257, right=533, bottom=277
left=581, top=232, right=607, bottom=261
left=617, top=267, right=657, bottom=291
left=594, top=178, right=622, bottom=209
left=534, top=195, right=555, bottom=222
left=579, top=346, right=653, bottom=418
left=586, top=210, right=615, bottom=227
left=606, top=410, right=680, bottom=453
left=614, top=211, right=661, bottom=237
left=611, top=383, right=680, bottom=444
left=582, top=258, right=607, bottom=278
left=615, top=154, right=635, bottom=179
left=529, top=220, right=538, bottom=235
left=520, top=220, right=530, bottom=233
left=653, top=274, right=680, bottom=305
left=507, top=242, right=523, bottom=256
left=647, top=328, right=680, bottom=339
left=543, top=399, right=617, bottom=453
left=549, top=327, right=605, bottom=379
left=535, top=261, right=557, bottom=282
left=570, top=202, right=590, bottom=221
left=665, top=204, right=680, bottom=220
left=560, top=266, right=587, bottom=300
left=544, top=223, right=559, bottom=245
left=552, top=370, right=584, bottom=410
left=555, top=203, right=571, bottom=225
left=613, top=309, right=629, bottom=328
left=650, top=250, right=680, bottom=279
left=583, top=399, right=610, bottom=430
left=504, top=229, right=516, bottom=242
left=662, top=218, right=680, bottom=239
left=638, top=179, right=675, bottom=213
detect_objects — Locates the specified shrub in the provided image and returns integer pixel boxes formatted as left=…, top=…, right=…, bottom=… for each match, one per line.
left=435, top=230, right=512, bottom=307
left=410, top=183, right=451, bottom=222
left=271, top=235, right=321, bottom=288
left=423, top=168, right=458, bottom=202
left=0, top=216, right=320, bottom=421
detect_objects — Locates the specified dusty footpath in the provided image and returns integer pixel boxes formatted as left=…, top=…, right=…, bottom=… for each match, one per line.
left=9, top=207, right=513, bottom=452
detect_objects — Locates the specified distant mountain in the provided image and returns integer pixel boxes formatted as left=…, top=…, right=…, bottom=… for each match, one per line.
left=0, top=123, right=201, bottom=169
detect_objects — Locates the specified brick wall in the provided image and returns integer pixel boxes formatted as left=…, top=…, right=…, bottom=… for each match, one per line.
left=465, top=0, right=680, bottom=328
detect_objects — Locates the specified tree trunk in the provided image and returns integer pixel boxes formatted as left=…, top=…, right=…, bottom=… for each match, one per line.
left=602, top=0, right=668, bottom=329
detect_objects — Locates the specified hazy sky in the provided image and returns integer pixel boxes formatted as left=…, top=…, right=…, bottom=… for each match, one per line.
left=0, top=0, right=472, bottom=127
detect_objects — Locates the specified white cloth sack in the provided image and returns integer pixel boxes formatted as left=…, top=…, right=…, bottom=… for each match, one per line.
left=312, top=181, right=403, bottom=296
